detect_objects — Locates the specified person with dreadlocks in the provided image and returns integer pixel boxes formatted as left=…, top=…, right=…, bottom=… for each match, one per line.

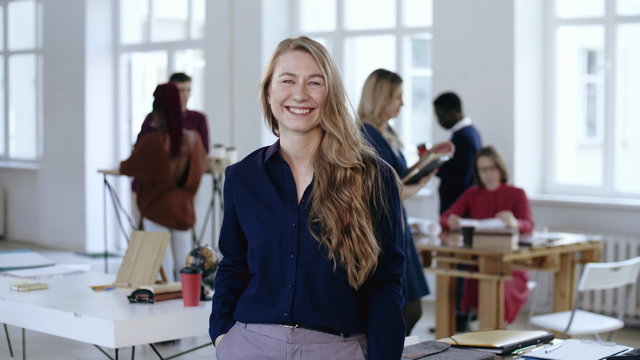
left=120, top=82, right=206, bottom=281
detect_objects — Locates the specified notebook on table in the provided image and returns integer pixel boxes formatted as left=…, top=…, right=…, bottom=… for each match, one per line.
left=438, top=329, right=554, bottom=355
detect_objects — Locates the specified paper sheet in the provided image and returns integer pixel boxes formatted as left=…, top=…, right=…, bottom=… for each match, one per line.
left=1, top=264, right=90, bottom=279
left=459, top=218, right=508, bottom=231
left=0, top=249, right=55, bottom=271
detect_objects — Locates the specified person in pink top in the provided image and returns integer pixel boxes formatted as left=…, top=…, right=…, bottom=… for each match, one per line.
left=440, top=145, right=533, bottom=323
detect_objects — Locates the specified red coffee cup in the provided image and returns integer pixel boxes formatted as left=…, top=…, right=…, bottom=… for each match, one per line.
left=417, top=143, right=427, bottom=156
left=179, top=267, right=202, bottom=307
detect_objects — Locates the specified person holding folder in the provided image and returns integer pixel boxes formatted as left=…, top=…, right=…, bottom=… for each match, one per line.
left=358, top=69, right=452, bottom=334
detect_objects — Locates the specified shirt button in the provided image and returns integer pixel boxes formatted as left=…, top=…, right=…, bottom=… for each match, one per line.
left=292, top=223, right=296, bottom=227
left=284, top=312, right=288, bottom=317
left=290, top=254, right=294, bottom=259
left=288, top=284, right=293, bottom=288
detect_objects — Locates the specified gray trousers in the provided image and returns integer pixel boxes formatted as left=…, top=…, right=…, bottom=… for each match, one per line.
left=215, top=322, right=367, bottom=360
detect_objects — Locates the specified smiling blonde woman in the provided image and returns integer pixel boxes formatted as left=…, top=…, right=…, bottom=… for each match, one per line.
left=209, top=37, right=406, bottom=360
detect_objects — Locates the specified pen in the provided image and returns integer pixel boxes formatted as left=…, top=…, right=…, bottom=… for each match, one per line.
left=544, top=342, right=563, bottom=353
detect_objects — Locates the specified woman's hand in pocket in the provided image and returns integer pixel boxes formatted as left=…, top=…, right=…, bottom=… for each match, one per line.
left=215, top=334, right=225, bottom=347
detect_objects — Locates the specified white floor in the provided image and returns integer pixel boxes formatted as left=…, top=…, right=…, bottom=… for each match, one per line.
left=1, top=239, right=639, bottom=359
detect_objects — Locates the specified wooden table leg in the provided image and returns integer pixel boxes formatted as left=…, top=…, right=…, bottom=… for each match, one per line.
left=554, top=253, right=576, bottom=312
left=434, top=270, right=456, bottom=338
left=478, top=278, right=504, bottom=330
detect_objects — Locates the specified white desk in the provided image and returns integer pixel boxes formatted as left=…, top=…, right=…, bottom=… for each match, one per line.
left=0, top=272, right=211, bottom=357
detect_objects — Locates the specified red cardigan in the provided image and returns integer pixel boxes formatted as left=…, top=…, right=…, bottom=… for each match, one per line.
left=440, top=183, right=534, bottom=233
left=120, top=132, right=206, bottom=230
left=440, top=183, right=534, bottom=323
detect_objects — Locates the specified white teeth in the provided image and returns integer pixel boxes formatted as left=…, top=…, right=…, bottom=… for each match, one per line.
left=289, top=108, right=310, bottom=115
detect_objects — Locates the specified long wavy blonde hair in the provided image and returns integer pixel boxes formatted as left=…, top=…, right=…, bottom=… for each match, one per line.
left=259, top=36, right=394, bottom=289
left=357, top=69, right=404, bottom=154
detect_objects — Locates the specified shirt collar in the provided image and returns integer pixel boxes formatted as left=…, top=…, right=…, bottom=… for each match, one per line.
left=450, top=116, right=472, bottom=133
left=264, top=139, right=281, bottom=164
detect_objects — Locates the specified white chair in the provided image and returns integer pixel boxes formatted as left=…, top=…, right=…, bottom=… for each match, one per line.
left=524, top=279, right=538, bottom=329
left=530, top=256, right=640, bottom=341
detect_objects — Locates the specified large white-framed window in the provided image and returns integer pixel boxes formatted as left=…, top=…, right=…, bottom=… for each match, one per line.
left=0, top=0, right=42, bottom=163
left=117, top=0, right=206, bottom=150
left=547, top=0, right=640, bottom=197
left=294, top=0, right=433, bottom=165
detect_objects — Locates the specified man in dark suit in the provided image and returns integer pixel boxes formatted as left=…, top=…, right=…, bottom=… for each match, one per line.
left=433, top=92, right=482, bottom=215
left=433, top=91, right=482, bottom=332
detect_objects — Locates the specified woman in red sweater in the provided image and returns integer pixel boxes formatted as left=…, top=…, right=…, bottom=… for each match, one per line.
left=440, top=145, right=533, bottom=323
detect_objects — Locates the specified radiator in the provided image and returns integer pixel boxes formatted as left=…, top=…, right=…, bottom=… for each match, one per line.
left=531, top=232, right=640, bottom=322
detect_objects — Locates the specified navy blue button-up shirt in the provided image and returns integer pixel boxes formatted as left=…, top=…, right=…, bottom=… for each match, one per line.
left=209, top=141, right=406, bottom=360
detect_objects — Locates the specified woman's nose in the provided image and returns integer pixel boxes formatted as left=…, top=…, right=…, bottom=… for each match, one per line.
left=291, top=83, right=309, bottom=101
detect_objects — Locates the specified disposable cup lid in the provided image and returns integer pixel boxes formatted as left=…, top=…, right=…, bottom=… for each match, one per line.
left=179, top=266, right=202, bottom=274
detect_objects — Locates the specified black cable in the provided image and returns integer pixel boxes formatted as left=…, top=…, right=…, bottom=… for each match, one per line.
left=104, top=179, right=135, bottom=243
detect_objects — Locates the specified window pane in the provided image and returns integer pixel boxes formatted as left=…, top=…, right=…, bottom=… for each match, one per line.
left=555, top=0, right=604, bottom=18
left=310, top=37, right=329, bottom=51
left=408, top=75, right=431, bottom=147
left=300, top=0, right=336, bottom=32
left=8, top=54, right=37, bottom=159
left=400, top=34, right=432, bottom=164
left=617, top=0, right=640, bottom=15
left=191, top=0, right=205, bottom=39
left=123, top=51, right=167, bottom=144
left=8, top=0, right=36, bottom=50
left=403, top=0, right=432, bottom=27
left=0, top=56, right=4, bottom=156
left=344, top=36, right=396, bottom=107
left=151, top=0, right=188, bottom=42
left=174, top=49, right=205, bottom=111
left=344, top=0, right=395, bottom=30
left=0, top=6, right=4, bottom=50
left=120, top=0, right=149, bottom=44
left=411, top=36, right=431, bottom=69
left=553, top=26, right=604, bottom=187
left=614, top=24, right=640, bottom=193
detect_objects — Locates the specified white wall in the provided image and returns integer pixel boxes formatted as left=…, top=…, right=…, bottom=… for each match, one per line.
left=432, top=0, right=515, bottom=169
left=85, top=0, right=116, bottom=252
left=205, top=0, right=270, bottom=159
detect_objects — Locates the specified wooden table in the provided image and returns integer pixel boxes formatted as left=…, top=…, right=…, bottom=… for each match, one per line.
left=416, top=232, right=602, bottom=339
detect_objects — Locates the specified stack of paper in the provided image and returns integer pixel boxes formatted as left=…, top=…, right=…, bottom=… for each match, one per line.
left=522, top=339, right=631, bottom=360
left=459, top=218, right=509, bottom=232
left=4, top=264, right=90, bottom=279
left=0, top=249, right=55, bottom=271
